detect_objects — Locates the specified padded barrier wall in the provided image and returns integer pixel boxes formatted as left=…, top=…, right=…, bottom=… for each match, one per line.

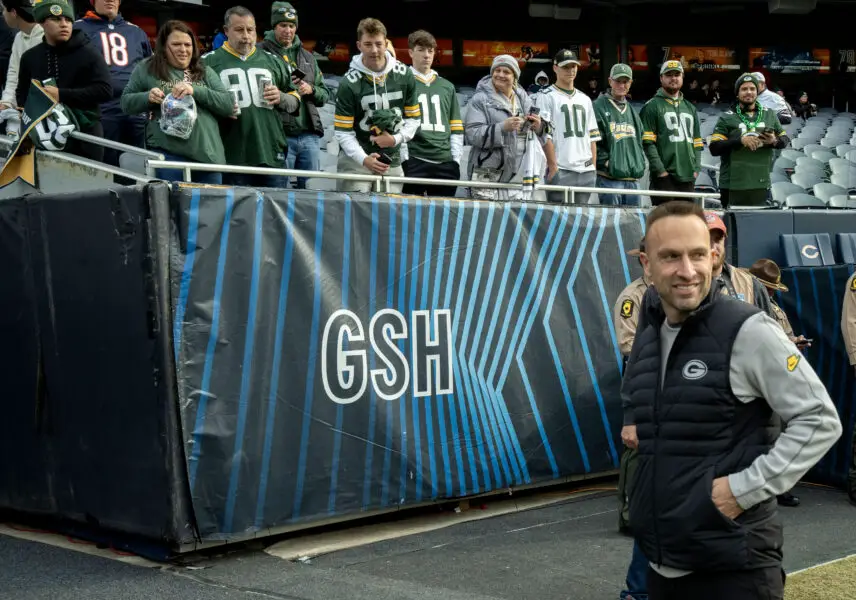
left=0, top=184, right=195, bottom=546
left=170, top=188, right=648, bottom=538
left=776, top=266, right=856, bottom=489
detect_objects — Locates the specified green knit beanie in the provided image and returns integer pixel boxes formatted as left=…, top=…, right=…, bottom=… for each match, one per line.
left=33, top=0, right=73, bottom=22
left=271, top=2, right=297, bottom=27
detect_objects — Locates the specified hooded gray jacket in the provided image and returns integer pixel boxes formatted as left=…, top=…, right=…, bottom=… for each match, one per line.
left=465, top=75, right=545, bottom=183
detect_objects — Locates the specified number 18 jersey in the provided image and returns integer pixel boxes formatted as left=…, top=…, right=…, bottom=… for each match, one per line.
left=534, top=86, right=601, bottom=173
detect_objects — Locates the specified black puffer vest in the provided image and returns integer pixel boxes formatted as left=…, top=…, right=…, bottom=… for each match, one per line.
left=625, top=289, right=783, bottom=571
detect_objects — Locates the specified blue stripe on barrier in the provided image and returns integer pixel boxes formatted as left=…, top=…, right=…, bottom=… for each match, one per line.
left=614, top=209, right=632, bottom=287
left=568, top=208, right=620, bottom=469
left=451, top=205, right=490, bottom=492
left=328, top=195, right=352, bottom=514
left=398, top=200, right=410, bottom=504
left=223, top=192, right=265, bottom=532
left=594, top=210, right=625, bottom=380
left=478, top=204, right=531, bottom=485
left=254, top=192, right=296, bottom=528
left=188, top=189, right=235, bottom=491
left=380, top=201, right=397, bottom=507
left=291, top=192, right=326, bottom=519
left=465, top=204, right=520, bottom=483
left=458, top=204, right=506, bottom=489
left=419, top=201, right=437, bottom=499
left=409, top=203, right=424, bottom=500
left=442, top=206, right=475, bottom=495
left=429, top=201, right=453, bottom=497
left=507, top=208, right=558, bottom=478
left=173, top=188, right=201, bottom=364
left=544, top=208, right=589, bottom=471
left=361, top=196, right=380, bottom=510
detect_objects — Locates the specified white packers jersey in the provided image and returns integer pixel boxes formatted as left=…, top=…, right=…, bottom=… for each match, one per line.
left=534, top=86, right=601, bottom=173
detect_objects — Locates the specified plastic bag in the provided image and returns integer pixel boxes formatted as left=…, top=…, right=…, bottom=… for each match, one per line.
left=159, top=93, right=197, bottom=140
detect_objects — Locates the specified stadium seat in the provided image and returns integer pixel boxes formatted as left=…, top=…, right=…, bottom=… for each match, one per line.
left=785, top=193, right=827, bottom=208
left=822, top=136, right=850, bottom=148
left=814, top=182, right=848, bottom=203
left=830, top=171, right=856, bottom=192
left=802, top=143, right=825, bottom=157
left=773, top=156, right=796, bottom=173
left=830, top=196, right=856, bottom=210
left=798, top=130, right=824, bottom=143
left=695, top=171, right=716, bottom=193
left=780, top=233, right=835, bottom=267
left=837, top=144, right=856, bottom=158
left=795, top=156, right=826, bottom=171
left=830, top=158, right=855, bottom=174
left=791, top=171, right=825, bottom=190
left=791, top=138, right=811, bottom=150
left=809, top=150, right=836, bottom=165
left=781, top=149, right=804, bottom=162
left=772, top=182, right=805, bottom=205
left=846, top=150, right=856, bottom=164
left=771, top=171, right=790, bottom=184
left=119, top=152, right=147, bottom=175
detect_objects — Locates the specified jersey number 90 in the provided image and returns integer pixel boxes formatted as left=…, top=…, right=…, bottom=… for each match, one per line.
left=664, top=112, right=695, bottom=143
left=219, top=68, right=274, bottom=109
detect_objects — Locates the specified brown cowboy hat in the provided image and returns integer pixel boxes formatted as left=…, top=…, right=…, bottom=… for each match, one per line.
left=749, top=258, right=789, bottom=292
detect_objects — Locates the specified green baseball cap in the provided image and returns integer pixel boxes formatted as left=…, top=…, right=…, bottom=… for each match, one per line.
left=660, top=59, right=684, bottom=75
left=609, top=63, right=633, bottom=80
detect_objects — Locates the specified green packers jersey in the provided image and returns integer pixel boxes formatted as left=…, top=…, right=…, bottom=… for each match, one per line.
left=711, top=106, right=785, bottom=190
left=203, top=44, right=298, bottom=168
left=408, top=70, right=462, bottom=163
left=639, top=89, right=702, bottom=182
left=334, top=59, right=420, bottom=168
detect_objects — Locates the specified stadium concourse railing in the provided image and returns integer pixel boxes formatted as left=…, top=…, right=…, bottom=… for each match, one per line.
left=144, top=159, right=721, bottom=206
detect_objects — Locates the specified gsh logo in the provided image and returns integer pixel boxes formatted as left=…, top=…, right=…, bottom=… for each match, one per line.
left=321, top=309, right=453, bottom=404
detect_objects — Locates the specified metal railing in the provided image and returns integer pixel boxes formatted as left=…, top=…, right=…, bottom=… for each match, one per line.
left=68, top=131, right=165, bottom=160
left=41, top=150, right=155, bottom=183
left=144, top=159, right=722, bottom=206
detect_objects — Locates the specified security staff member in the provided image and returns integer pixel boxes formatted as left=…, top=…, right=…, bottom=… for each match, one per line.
left=841, top=272, right=856, bottom=507
left=705, top=212, right=773, bottom=316
left=625, top=201, right=841, bottom=600
left=749, top=257, right=810, bottom=508
left=613, top=237, right=651, bottom=600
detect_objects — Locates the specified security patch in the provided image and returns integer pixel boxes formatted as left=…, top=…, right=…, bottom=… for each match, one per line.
left=621, top=299, right=634, bottom=319
left=787, top=353, right=800, bottom=372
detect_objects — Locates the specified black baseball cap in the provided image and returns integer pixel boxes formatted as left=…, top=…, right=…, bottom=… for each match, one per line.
left=554, top=49, right=581, bottom=67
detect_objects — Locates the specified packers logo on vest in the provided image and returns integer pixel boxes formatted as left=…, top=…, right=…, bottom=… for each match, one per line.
left=787, top=353, right=800, bottom=372
left=681, top=359, right=708, bottom=380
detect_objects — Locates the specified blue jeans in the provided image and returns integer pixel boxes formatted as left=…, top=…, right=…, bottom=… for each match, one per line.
left=154, top=150, right=222, bottom=185
left=285, top=133, right=321, bottom=189
left=620, top=541, right=649, bottom=600
left=597, top=176, right=641, bottom=206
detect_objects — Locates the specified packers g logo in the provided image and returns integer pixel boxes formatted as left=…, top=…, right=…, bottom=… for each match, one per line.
left=49, top=4, right=62, bottom=14
left=620, top=299, right=634, bottom=319
left=787, top=354, right=800, bottom=372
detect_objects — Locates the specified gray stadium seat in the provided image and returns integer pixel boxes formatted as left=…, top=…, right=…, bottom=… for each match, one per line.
left=772, top=181, right=805, bottom=205
left=829, top=195, right=856, bottom=210
left=791, top=138, right=811, bottom=150
left=802, top=143, right=825, bottom=156
left=809, top=150, right=836, bottom=165
left=771, top=171, right=790, bottom=184
left=822, top=136, right=850, bottom=148
left=781, top=149, right=804, bottom=162
left=847, top=150, right=856, bottom=164
left=784, top=194, right=828, bottom=209
left=798, top=130, right=824, bottom=143
left=813, top=182, right=848, bottom=203
left=791, top=171, right=824, bottom=190
left=773, top=156, right=796, bottom=172
left=796, top=156, right=826, bottom=171
left=830, top=171, right=856, bottom=191
left=836, top=144, right=856, bottom=158
left=830, top=158, right=855, bottom=173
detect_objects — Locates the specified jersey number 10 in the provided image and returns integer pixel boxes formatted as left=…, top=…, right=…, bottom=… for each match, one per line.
left=99, top=32, right=129, bottom=67
left=560, top=104, right=586, bottom=138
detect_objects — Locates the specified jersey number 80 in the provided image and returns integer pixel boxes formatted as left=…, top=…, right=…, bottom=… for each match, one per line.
left=219, top=68, right=274, bottom=109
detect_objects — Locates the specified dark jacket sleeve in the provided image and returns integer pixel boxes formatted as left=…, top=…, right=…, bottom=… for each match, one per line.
left=58, top=46, right=112, bottom=109
left=15, top=50, right=32, bottom=109
left=708, top=132, right=744, bottom=157
left=0, top=21, right=15, bottom=90
left=753, top=278, right=775, bottom=318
